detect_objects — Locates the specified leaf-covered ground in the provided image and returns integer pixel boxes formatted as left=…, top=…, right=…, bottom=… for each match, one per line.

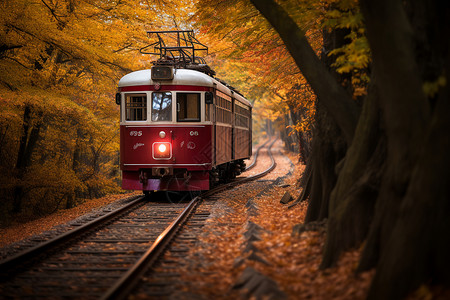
left=1, top=140, right=376, bottom=299
left=172, top=141, right=375, bottom=299
left=0, top=192, right=139, bottom=248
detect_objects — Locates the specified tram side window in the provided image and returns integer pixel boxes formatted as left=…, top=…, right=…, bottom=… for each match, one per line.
left=125, top=94, right=147, bottom=121
left=152, top=92, right=172, bottom=122
left=216, top=96, right=232, bottom=124
left=177, top=93, right=200, bottom=122
left=235, top=104, right=250, bottom=128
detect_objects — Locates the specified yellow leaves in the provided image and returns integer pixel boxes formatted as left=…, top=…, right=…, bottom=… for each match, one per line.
left=325, top=8, right=363, bottom=30
left=423, top=75, right=447, bottom=98
left=1, top=1, right=200, bottom=218
left=319, top=1, right=371, bottom=98
left=329, top=34, right=370, bottom=72
left=1, top=0, right=172, bottom=90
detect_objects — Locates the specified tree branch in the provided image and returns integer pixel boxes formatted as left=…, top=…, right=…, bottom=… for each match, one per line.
left=250, top=0, right=359, bottom=144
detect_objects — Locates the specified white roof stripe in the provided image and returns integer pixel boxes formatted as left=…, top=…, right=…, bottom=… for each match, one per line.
left=118, top=68, right=252, bottom=107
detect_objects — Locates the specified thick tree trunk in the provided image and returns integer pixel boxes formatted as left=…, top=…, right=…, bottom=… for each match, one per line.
left=355, top=0, right=450, bottom=298
left=320, top=76, right=383, bottom=268
left=304, top=101, right=346, bottom=223
left=357, top=0, right=431, bottom=273
left=366, top=69, right=450, bottom=299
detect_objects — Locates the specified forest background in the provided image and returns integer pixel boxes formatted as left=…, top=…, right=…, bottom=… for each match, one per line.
left=0, top=0, right=320, bottom=223
left=1, top=1, right=449, bottom=299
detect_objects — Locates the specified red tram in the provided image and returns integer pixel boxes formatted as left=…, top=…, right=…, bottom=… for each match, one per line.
left=116, top=31, right=252, bottom=192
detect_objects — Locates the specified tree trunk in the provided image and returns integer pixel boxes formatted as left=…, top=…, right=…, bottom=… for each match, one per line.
left=357, top=0, right=450, bottom=298
left=304, top=101, right=346, bottom=223
left=13, top=104, right=43, bottom=213
left=289, top=155, right=313, bottom=208
left=298, top=131, right=310, bottom=165
left=366, top=70, right=450, bottom=298
left=357, top=0, right=430, bottom=272
left=320, top=75, right=383, bottom=268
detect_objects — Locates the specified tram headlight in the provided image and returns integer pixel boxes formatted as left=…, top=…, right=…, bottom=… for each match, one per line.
left=158, top=143, right=167, bottom=153
left=153, top=142, right=171, bottom=159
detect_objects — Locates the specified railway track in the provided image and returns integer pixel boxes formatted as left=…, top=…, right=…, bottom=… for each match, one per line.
left=0, top=137, right=277, bottom=299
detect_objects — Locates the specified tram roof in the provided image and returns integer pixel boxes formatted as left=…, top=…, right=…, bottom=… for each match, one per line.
left=118, top=68, right=252, bottom=107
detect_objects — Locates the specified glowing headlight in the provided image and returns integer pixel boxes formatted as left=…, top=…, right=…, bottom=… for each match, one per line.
left=158, top=143, right=167, bottom=153
left=153, top=142, right=171, bottom=159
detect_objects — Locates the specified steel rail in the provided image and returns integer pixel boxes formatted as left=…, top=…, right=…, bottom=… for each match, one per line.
left=245, top=137, right=271, bottom=171
left=102, top=138, right=279, bottom=300
left=207, top=137, right=278, bottom=196
left=101, top=196, right=201, bottom=300
left=0, top=195, right=145, bottom=277
left=242, top=137, right=277, bottom=181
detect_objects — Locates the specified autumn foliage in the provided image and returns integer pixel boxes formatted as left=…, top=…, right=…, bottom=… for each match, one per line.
left=194, top=0, right=368, bottom=160
left=0, top=0, right=193, bottom=223
left=1, top=1, right=449, bottom=299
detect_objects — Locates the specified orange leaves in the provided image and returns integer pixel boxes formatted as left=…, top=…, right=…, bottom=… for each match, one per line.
left=174, top=146, right=374, bottom=299
left=0, top=191, right=139, bottom=247
left=194, top=0, right=322, bottom=140
left=0, top=0, right=174, bottom=219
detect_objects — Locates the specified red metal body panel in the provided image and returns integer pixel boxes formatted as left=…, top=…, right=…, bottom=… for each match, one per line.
left=120, top=124, right=213, bottom=191
left=122, top=170, right=209, bottom=191
left=120, top=125, right=213, bottom=171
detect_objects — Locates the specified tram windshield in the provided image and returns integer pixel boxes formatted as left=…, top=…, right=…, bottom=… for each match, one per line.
left=152, top=92, right=172, bottom=122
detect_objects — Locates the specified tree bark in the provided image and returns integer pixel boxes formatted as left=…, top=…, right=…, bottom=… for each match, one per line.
left=357, top=0, right=431, bottom=273
left=298, top=131, right=310, bottom=165
left=320, top=73, right=384, bottom=268
left=366, top=69, right=450, bottom=298
left=358, top=0, right=450, bottom=298
left=304, top=100, right=346, bottom=223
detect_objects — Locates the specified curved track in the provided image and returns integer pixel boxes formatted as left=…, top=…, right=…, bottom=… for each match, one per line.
left=245, top=138, right=270, bottom=171
left=0, top=137, right=278, bottom=299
